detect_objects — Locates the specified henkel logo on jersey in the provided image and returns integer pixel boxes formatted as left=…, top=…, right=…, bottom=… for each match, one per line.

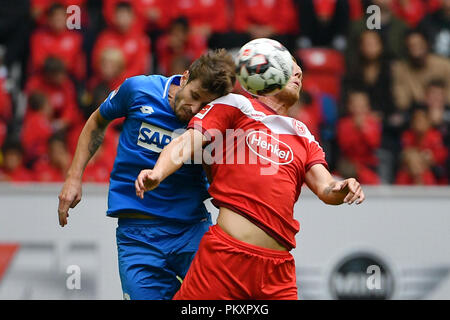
left=246, top=130, right=294, bottom=165
left=137, top=122, right=179, bottom=153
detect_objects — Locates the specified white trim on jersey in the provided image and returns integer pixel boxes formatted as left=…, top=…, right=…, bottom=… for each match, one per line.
left=163, top=75, right=182, bottom=99
left=208, top=93, right=322, bottom=147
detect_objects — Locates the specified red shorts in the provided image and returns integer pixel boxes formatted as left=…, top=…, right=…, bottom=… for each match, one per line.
left=173, top=224, right=298, bottom=300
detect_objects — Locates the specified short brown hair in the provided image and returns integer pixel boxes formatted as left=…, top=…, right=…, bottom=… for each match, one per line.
left=187, top=49, right=236, bottom=97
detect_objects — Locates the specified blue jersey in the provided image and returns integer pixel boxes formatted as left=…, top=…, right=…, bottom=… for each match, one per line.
left=99, top=74, right=210, bottom=222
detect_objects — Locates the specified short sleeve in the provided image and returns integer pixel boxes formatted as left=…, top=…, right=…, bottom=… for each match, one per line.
left=305, top=140, right=328, bottom=172
left=187, top=103, right=240, bottom=140
left=99, top=77, right=135, bottom=120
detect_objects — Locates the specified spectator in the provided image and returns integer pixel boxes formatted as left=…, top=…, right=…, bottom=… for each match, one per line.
left=418, top=0, right=450, bottom=58
left=25, top=57, right=83, bottom=133
left=343, top=30, right=395, bottom=119
left=137, top=0, right=172, bottom=32
left=0, top=140, right=33, bottom=182
left=395, top=147, right=438, bottom=185
left=296, top=0, right=350, bottom=50
left=392, top=29, right=450, bottom=110
left=30, top=3, right=86, bottom=80
left=31, top=0, right=87, bottom=26
left=400, top=107, right=448, bottom=183
left=33, top=134, right=70, bottom=182
left=336, top=90, right=382, bottom=184
left=21, top=92, right=54, bottom=164
left=88, top=47, right=126, bottom=92
left=93, top=1, right=151, bottom=80
left=155, top=17, right=207, bottom=76
left=102, top=0, right=145, bottom=33
left=423, top=79, right=450, bottom=148
left=347, top=0, right=409, bottom=62
left=168, top=0, right=229, bottom=39
left=0, top=49, right=12, bottom=148
left=232, top=0, right=298, bottom=50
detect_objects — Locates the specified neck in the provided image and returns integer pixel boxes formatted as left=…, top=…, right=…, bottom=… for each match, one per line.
left=168, top=83, right=180, bottom=110
left=257, top=95, right=291, bottom=116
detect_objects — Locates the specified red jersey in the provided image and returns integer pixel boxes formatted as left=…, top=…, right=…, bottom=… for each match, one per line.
left=188, top=94, right=327, bottom=250
left=30, top=28, right=86, bottom=80
left=92, top=28, right=151, bottom=80
left=401, top=129, right=448, bottom=166
left=233, top=0, right=299, bottom=35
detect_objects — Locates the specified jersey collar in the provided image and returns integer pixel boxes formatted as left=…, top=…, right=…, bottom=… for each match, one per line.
left=163, top=75, right=182, bottom=99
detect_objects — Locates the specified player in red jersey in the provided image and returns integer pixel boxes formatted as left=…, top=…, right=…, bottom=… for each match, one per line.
left=135, top=58, right=365, bottom=300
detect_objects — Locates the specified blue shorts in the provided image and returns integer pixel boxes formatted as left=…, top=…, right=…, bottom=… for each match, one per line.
left=116, top=216, right=211, bottom=300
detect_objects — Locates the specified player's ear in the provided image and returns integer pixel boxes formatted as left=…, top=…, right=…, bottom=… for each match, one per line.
left=180, top=70, right=190, bottom=87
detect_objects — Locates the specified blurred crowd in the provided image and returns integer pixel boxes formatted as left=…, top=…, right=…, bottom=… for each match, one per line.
left=0, top=0, right=449, bottom=185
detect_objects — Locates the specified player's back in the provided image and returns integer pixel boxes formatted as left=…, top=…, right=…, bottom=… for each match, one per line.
left=188, top=93, right=328, bottom=249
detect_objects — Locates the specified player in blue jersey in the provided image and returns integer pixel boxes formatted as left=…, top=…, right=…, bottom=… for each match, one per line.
left=57, top=49, right=236, bottom=300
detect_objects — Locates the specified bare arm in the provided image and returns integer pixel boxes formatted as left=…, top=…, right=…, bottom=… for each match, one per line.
left=135, top=128, right=206, bottom=199
left=305, top=164, right=365, bottom=205
left=58, top=109, right=111, bottom=226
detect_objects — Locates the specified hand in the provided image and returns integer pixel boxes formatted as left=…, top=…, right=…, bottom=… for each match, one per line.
left=58, top=177, right=82, bottom=227
left=332, top=178, right=365, bottom=205
left=135, top=169, right=162, bottom=199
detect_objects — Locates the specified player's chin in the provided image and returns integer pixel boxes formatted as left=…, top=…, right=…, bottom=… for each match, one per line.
left=277, top=86, right=300, bottom=105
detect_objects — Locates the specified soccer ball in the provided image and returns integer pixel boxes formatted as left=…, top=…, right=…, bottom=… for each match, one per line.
left=235, top=38, right=293, bottom=96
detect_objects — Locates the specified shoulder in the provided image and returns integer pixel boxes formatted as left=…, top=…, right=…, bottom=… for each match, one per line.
left=120, top=75, right=163, bottom=93
left=209, top=93, right=253, bottom=107
left=429, top=54, right=450, bottom=68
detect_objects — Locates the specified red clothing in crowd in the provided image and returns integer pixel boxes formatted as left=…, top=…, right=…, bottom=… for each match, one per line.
left=66, top=121, right=119, bottom=168
left=30, top=28, right=86, bottom=80
left=391, top=0, right=427, bottom=27
left=348, top=0, right=364, bottom=20
left=21, top=111, right=53, bottom=162
left=0, top=167, right=34, bottom=182
left=103, top=0, right=146, bottom=32
left=337, top=115, right=381, bottom=166
left=156, top=33, right=207, bottom=75
left=0, top=78, right=12, bottom=123
left=31, top=0, right=87, bottom=26
left=395, top=169, right=437, bottom=185
left=233, top=0, right=298, bottom=35
left=25, top=74, right=83, bottom=128
left=92, top=28, right=151, bottom=80
left=33, top=159, right=65, bottom=182
left=401, top=129, right=448, bottom=166
left=337, top=115, right=382, bottom=184
left=0, top=78, right=12, bottom=148
left=168, top=0, right=229, bottom=34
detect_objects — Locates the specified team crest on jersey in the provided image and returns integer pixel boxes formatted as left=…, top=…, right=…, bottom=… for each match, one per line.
left=195, top=104, right=214, bottom=119
left=292, top=119, right=307, bottom=136
left=246, top=130, right=294, bottom=165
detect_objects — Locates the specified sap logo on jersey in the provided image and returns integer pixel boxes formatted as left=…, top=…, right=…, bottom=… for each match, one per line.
left=246, top=131, right=293, bottom=165
left=137, top=123, right=178, bottom=153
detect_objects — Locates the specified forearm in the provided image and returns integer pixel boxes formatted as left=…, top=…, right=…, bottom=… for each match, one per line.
left=320, top=181, right=347, bottom=205
left=66, top=110, right=109, bottom=179
left=152, top=129, right=204, bottom=181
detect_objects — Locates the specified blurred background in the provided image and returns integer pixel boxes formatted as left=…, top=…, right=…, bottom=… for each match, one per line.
left=0, top=0, right=449, bottom=300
